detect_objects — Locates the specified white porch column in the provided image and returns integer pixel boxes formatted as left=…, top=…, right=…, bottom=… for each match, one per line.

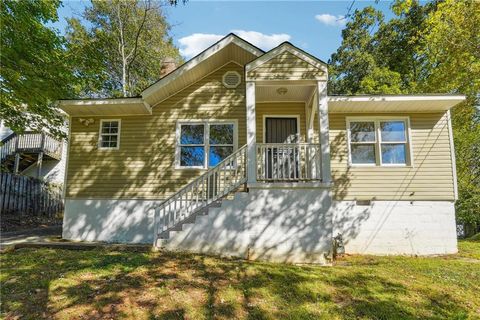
left=246, top=81, right=257, bottom=184
left=317, top=81, right=331, bottom=183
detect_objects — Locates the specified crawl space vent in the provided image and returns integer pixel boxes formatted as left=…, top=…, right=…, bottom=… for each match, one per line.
left=222, top=71, right=241, bottom=88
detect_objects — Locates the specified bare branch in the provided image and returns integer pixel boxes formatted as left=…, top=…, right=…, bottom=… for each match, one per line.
left=126, top=0, right=151, bottom=83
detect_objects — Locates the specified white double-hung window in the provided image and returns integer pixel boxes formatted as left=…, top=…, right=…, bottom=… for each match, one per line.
left=99, top=119, right=121, bottom=149
left=176, top=121, right=236, bottom=168
left=347, top=117, right=411, bottom=166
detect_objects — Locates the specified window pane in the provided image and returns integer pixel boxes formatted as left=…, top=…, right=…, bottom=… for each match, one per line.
left=351, top=144, right=376, bottom=164
left=180, top=125, right=204, bottom=144
left=101, top=121, right=118, bottom=134
left=101, top=140, right=117, bottom=148
left=381, top=121, right=406, bottom=142
left=209, top=124, right=234, bottom=145
left=209, top=146, right=233, bottom=166
left=350, top=122, right=375, bottom=142
left=381, top=144, right=406, bottom=164
left=180, top=146, right=204, bottom=166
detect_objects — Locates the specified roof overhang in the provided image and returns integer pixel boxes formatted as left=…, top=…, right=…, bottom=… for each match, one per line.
left=328, top=95, right=466, bottom=113
left=58, top=98, right=152, bottom=117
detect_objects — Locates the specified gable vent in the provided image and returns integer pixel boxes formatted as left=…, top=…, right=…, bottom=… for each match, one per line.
left=222, top=71, right=241, bottom=89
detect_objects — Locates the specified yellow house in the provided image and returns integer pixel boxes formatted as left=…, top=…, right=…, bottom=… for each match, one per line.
left=59, top=34, right=464, bottom=264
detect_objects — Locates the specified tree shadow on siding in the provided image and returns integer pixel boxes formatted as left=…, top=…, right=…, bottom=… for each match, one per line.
left=64, top=62, right=247, bottom=244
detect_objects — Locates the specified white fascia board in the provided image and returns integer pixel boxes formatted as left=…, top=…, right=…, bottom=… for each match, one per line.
left=246, top=42, right=328, bottom=73
left=58, top=97, right=151, bottom=116
left=142, top=101, right=152, bottom=114
left=328, top=95, right=466, bottom=102
left=141, top=35, right=264, bottom=100
left=58, top=98, right=145, bottom=107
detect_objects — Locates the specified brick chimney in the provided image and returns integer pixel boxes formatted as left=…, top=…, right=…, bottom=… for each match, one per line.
left=160, top=57, right=177, bottom=77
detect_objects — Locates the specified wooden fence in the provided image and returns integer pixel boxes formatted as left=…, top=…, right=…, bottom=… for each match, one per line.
left=0, top=172, right=64, bottom=216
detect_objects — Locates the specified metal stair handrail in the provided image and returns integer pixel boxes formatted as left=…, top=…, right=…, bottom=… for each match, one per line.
left=153, top=144, right=247, bottom=242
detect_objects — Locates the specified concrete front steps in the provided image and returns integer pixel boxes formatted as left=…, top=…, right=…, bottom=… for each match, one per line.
left=156, top=188, right=334, bottom=265
left=155, top=199, right=224, bottom=244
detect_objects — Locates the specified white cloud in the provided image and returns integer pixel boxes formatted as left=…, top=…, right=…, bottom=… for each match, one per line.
left=178, top=33, right=224, bottom=58
left=315, top=14, right=346, bottom=27
left=178, top=30, right=291, bottom=58
left=231, top=30, right=291, bottom=51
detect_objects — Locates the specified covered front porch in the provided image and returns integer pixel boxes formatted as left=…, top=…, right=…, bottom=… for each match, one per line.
left=244, top=43, right=331, bottom=186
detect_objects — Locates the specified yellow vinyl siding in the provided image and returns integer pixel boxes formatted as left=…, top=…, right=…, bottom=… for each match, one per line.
left=329, top=112, right=455, bottom=201
left=255, top=102, right=307, bottom=143
left=247, top=52, right=326, bottom=81
left=66, top=62, right=246, bottom=200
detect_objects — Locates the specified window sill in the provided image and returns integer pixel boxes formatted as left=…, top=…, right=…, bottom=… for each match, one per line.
left=98, top=147, right=120, bottom=151
left=348, top=164, right=413, bottom=169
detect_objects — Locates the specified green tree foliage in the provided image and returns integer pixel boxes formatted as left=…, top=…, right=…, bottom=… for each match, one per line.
left=329, top=7, right=387, bottom=94
left=0, top=0, right=73, bottom=137
left=418, top=0, right=479, bottom=234
left=66, top=0, right=182, bottom=98
left=329, top=0, right=480, bottom=234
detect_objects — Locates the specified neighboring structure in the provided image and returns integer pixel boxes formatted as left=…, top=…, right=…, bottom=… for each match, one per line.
left=0, top=120, right=66, bottom=184
left=58, top=34, right=464, bottom=264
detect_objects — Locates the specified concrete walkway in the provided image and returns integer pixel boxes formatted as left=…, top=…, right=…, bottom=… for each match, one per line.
left=0, top=226, right=62, bottom=249
left=0, top=227, right=152, bottom=252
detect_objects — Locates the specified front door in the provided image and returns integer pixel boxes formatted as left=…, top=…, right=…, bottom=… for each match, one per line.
left=265, top=117, right=299, bottom=180
left=265, top=117, right=298, bottom=144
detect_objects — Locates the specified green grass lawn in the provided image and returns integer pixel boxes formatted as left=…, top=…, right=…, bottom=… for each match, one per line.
left=1, top=240, right=479, bottom=320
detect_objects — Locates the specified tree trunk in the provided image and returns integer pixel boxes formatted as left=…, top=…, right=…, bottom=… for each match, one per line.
left=116, top=2, right=128, bottom=97
left=122, top=58, right=127, bottom=97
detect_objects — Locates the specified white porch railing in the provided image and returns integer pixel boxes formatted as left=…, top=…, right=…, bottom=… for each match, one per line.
left=256, top=143, right=321, bottom=181
left=153, top=145, right=247, bottom=241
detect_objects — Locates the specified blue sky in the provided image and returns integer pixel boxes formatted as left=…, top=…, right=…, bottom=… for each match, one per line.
left=55, top=0, right=396, bottom=62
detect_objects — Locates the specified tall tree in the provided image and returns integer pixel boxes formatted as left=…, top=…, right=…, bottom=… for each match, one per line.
left=328, top=7, right=390, bottom=95
left=417, top=0, right=480, bottom=235
left=66, top=0, right=182, bottom=98
left=0, top=0, right=73, bottom=137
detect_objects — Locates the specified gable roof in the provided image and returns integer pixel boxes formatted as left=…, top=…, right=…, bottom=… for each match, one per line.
left=245, top=42, right=328, bottom=82
left=57, top=34, right=465, bottom=117
left=246, top=42, right=328, bottom=73
left=141, top=33, right=264, bottom=106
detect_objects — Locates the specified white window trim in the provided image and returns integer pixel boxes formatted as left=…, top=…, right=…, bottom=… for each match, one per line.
left=175, top=119, right=238, bottom=169
left=98, top=119, right=121, bottom=150
left=262, top=115, right=301, bottom=143
left=346, top=116, right=413, bottom=167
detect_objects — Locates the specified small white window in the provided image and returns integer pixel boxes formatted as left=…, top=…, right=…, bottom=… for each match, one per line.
left=177, top=121, right=236, bottom=168
left=347, top=118, right=411, bottom=166
left=99, top=120, right=120, bottom=149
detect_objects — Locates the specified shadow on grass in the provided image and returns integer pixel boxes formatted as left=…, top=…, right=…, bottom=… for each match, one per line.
left=0, top=248, right=475, bottom=319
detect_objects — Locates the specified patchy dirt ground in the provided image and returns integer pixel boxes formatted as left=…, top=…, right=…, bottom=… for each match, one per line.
left=0, top=214, right=62, bottom=232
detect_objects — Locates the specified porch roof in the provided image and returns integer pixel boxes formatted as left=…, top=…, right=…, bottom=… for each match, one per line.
left=328, top=95, right=466, bottom=113
left=246, top=42, right=328, bottom=82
